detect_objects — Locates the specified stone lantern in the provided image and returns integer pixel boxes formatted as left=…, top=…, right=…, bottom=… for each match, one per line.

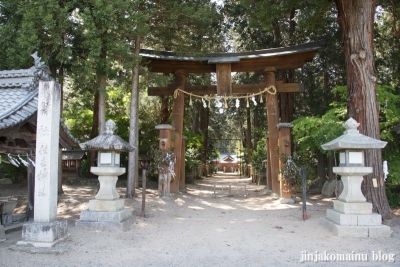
left=320, top=118, right=390, bottom=237
left=76, top=120, right=135, bottom=231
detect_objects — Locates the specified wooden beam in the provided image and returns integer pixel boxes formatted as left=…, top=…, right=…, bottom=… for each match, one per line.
left=142, top=50, right=318, bottom=74
left=216, top=63, right=232, bottom=95
left=2, top=132, right=36, bottom=141
left=0, top=146, right=31, bottom=154
left=148, top=82, right=304, bottom=96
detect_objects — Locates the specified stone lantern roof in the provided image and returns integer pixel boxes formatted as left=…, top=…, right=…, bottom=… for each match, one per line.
left=321, top=118, right=387, bottom=151
left=79, top=120, right=135, bottom=152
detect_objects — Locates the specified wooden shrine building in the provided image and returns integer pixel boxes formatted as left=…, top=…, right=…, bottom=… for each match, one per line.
left=0, top=54, right=79, bottom=217
left=140, top=41, right=323, bottom=196
left=62, top=150, right=87, bottom=179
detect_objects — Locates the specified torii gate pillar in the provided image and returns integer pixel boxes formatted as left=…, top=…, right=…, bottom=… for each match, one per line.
left=171, top=70, right=188, bottom=193
left=262, top=68, right=280, bottom=196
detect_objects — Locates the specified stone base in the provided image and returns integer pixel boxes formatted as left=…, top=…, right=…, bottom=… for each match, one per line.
left=17, top=220, right=69, bottom=248
left=75, top=208, right=134, bottom=231
left=89, top=198, right=124, bottom=212
left=0, top=225, right=5, bottom=236
left=270, top=192, right=280, bottom=199
left=326, top=209, right=382, bottom=226
left=280, top=197, right=295, bottom=204
left=320, top=217, right=391, bottom=237
left=333, top=200, right=372, bottom=214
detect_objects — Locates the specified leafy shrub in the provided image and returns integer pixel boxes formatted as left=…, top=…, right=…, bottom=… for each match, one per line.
left=386, top=184, right=400, bottom=208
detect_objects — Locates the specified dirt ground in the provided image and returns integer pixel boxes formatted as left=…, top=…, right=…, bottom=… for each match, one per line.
left=1, top=173, right=400, bottom=267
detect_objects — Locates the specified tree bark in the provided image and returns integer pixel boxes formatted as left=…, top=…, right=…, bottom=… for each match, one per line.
left=335, top=0, right=393, bottom=220
left=89, top=85, right=100, bottom=175
left=191, top=101, right=200, bottom=133
left=126, top=36, right=141, bottom=198
left=160, top=96, right=170, bottom=124
left=317, top=151, right=327, bottom=189
left=199, top=103, right=209, bottom=164
left=246, top=107, right=252, bottom=163
left=97, top=48, right=107, bottom=135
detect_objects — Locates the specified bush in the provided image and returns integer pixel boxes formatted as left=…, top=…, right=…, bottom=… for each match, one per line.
left=386, top=184, right=400, bottom=208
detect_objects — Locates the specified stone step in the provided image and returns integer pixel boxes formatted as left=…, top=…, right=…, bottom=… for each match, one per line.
left=75, top=214, right=135, bottom=231
left=79, top=208, right=133, bottom=223
left=320, top=217, right=391, bottom=237
left=326, top=209, right=382, bottom=226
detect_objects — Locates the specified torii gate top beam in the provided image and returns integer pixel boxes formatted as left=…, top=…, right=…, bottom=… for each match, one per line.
left=140, top=40, right=324, bottom=74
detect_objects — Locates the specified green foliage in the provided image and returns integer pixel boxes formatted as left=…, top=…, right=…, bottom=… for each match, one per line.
left=251, top=138, right=267, bottom=172
left=383, top=150, right=400, bottom=184
left=375, top=2, right=400, bottom=90
left=376, top=85, right=400, bottom=142
left=183, top=130, right=204, bottom=172
left=184, top=130, right=204, bottom=149
left=292, top=109, right=345, bottom=156
left=386, top=185, right=400, bottom=208
left=293, top=84, right=400, bottom=186
left=0, top=155, right=28, bottom=182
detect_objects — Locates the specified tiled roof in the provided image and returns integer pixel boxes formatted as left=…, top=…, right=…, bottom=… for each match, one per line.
left=0, top=58, right=79, bottom=146
left=62, top=150, right=87, bottom=160
left=0, top=67, right=38, bottom=130
left=79, top=120, right=134, bottom=152
left=211, top=153, right=239, bottom=163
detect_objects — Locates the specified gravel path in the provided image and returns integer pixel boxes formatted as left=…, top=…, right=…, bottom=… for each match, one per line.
left=1, top=173, right=399, bottom=266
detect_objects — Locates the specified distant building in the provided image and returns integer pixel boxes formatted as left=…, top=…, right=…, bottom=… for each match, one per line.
left=211, top=153, right=240, bottom=173
left=62, top=150, right=87, bottom=178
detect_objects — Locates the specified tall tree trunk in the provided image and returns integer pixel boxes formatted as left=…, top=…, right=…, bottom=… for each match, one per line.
left=89, top=85, right=100, bottom=175
left=327, top=155, right=335, bottom=180
left=199, top=104, right=209, bottom=163
left=271, top=19, right=281, bottom=47
left=98, top=76, right=106, bottom=134
left=279, top=8, right=296, bottom=124
left=246, top=107, right=252, bottom=163
left=192, top=101, right=200, bottom=133
left=317, top=151, right=327, bottom=190
left=58, top=66, right=64, bottom=112
left=160, top=96, right=170, bottom=124
left=126, top=36, right=141, bottom=198
left=253, top=107, right=260, bottom=150
left=335, top=0, right=393, bottom=220
left=97, top=48, right=107, bottom=135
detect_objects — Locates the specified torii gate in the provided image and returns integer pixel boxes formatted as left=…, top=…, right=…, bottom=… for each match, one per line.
left=140, top=41, right=323, bottom=196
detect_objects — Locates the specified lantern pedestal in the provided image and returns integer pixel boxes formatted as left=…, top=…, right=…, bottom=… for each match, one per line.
left=334, top=167, right=371, bottom=202
left=76, top=166, right=134, bottom=231
left=320, top=167, right=390, bottom=237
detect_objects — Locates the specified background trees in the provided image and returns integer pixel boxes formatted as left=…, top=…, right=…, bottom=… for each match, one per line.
left=1, top=0, right=399, bottom=217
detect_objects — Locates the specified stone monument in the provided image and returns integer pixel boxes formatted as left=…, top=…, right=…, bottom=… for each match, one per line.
left=76, top=120, right=135, bottom=231
left=17, top=81, right=69, bottom=248
left=320, top=118, right=391, bottom=237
